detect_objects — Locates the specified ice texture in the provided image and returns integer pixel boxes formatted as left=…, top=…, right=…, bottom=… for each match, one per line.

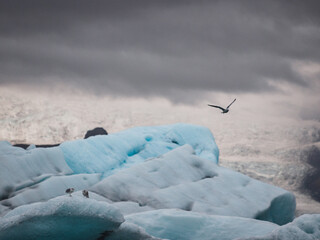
left=59, top=123, right=219, bottom=175
left=1, top=123, right=319, bottom=239
left=2, top=173, right=101, bottom=209
left=0, top=124, right=218, bottom=215
left=125, top=209, right=278, bottom=240
left=0, top=141, right=71, bottom=200
left=0, top=196, right=124, bottom=240
left=239, top=214, right=320, bottom=240
left=92, top=144, right=296, bottom=225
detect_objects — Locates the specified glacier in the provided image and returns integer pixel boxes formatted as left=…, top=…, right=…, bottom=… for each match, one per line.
left=0, top=123, right=319, bottom=239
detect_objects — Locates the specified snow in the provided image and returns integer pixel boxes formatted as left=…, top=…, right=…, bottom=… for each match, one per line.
left=59, top=123, right=219, bottom=175
left=125, top=209, right=279, bottom=240
left=92, top=144, right=295, bottom=225
left=0, top=195, right=124, bottom=240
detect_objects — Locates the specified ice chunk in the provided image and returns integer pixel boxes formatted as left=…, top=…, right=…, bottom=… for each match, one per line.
left=239, top=214, right=320, bottom=240
left=125, top=209, right=278, bottom=240
left=1, top=173, right=101, bottom=209
left=0, top=195, right=124, bottom=240
left=59, top=123, right=218, bottom=175
left=91, top=145, right=295, bottom=225
left=0, top=141, right=72, bottom=200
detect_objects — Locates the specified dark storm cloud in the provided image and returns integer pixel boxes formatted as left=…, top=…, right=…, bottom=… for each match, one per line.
left=0, top=0, right=319, bottom=100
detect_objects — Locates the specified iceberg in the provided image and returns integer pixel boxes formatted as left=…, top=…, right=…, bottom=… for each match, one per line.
left=125, top=209, right=278, bottom=240
left=0, top=141, right=70, bottom=201
left=239, top=214, right=320, bottom=240
left=1, top=123, right=319, bottom=239
left=0, top=123, right=218, bottom=214
left=92, top=144, right=295, bottom=225
left=59, top=123, right=219, bottom=175
left=2, top=173, right=101, bottom=209
left=0, top=195, right=124, bottom=240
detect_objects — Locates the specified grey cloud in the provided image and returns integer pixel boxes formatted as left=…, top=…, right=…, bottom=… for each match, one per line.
left=0, top=0, right=319, bottom=102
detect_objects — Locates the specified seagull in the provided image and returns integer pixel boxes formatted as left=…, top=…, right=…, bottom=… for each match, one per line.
left=82, top=190, right=89, bottom=198
left=65, top=188, right=75, bottom=197
left=208, top=98, right=236, bottom=114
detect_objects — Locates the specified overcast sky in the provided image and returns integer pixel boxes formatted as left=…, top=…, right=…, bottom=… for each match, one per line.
left=0, top=0, right=319, bottom=105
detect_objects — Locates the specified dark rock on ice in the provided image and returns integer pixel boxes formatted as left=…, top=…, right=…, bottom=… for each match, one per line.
left=13, top=144, right=30, bottom=149
left=12, top=127, right=108, bottom=149
left=84, top=127, right=108, bottom=139
left=13, top=143, right=60, bottom=149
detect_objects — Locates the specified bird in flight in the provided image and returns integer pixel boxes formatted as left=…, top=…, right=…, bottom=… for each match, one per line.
left=208, top=98, right=236, bottom=114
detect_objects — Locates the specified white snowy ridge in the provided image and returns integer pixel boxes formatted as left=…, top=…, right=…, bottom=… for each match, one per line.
left=0, top=123, right=319, bottom=240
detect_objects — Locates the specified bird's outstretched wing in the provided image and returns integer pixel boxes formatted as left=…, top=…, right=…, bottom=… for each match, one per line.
left=208, top=104, right=225, bottom=111
left=226, top=98, right=236, bottom=109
